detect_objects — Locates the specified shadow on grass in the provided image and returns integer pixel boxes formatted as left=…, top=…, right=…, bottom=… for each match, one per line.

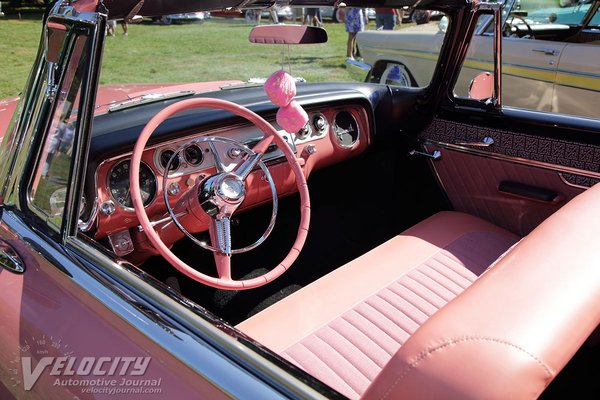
left=290, top=56, right=344, bottom=69
left=0, top=12, right=44, bottom=21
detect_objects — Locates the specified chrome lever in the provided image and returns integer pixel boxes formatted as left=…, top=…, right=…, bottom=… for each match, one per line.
left=532, top=48, right=559, bottom=56
left=0, top=240, right=25, bottom=274
left=456, top=136, right=495, bottom=147
left=409, top=149, right=442, bottom=160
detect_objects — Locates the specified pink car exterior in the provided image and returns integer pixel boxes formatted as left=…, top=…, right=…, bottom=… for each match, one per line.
left=1, top=0, right=599, bottom=399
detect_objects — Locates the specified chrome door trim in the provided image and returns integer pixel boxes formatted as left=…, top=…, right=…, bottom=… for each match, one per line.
left=558, top=173, right=595, bottom=190
left=65, top=234, right=333, bottom=399
left=423, top=139, right=600, bottom=180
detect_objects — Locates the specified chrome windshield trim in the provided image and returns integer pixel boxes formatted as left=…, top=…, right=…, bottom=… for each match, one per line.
left=107, top=91, right=195, bottom=113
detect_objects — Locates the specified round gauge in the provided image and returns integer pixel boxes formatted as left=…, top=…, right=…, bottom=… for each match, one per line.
left=296, top=122, right=311, bottom=140
left=313, top=114, right=329, bottom=135
left=108, top=160, right=157, bottom=209
left=184, top=144, right=203, bottom=166
left=160, top=149, right=180, bottom=171
left=333, top=111, right=359, bottom=147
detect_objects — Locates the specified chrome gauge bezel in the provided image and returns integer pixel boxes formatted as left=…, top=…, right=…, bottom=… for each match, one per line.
left=332, top=110, right=360, bottom=148
left=107, top=159, right=158, bottom=212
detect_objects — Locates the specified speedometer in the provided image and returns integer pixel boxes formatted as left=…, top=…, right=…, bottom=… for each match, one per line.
left=108, top=160, right=157, bottom=209
left=332, top=111, right=359, bottom=147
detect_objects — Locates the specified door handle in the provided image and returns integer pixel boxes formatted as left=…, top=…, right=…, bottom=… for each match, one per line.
left=456, top=136, right=495, bottom=147
left=409, top=149, right=442, bottom=160
left=0, top=240, right=25, bottom=274
left=532, top=48, right=559, bottom=56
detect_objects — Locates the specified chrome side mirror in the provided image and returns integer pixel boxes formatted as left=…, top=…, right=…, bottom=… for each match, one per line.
left=468, top=71, right=494, bottom=101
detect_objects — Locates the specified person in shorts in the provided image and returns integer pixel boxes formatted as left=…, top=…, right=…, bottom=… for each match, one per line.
left=344, top=7, right=364, bottom=59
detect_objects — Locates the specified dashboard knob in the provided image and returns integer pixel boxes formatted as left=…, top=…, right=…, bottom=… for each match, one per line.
left=314, top=115, right=327, bottom=132
left=101, top=200, right=116, bottom=216
left=168, top=182, right=181, bottom=196
left=228, top=147, right=242, bottom=159
left=304, top=144, right=317, bottom=156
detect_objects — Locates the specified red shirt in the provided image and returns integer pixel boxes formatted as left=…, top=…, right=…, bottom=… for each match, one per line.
left=375, top=8, right=395, bottom=14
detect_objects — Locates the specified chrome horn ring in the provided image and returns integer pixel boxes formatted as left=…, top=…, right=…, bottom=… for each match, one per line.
left=162, top=135, right=278, bottom=255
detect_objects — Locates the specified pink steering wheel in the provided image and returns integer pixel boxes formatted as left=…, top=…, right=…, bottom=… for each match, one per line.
left=130, top=98, right=310, bottom=290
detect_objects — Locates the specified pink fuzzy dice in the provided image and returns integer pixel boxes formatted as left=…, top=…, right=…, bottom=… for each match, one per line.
left=277, top=100, right=309, bottom=133
left=264, top=70, right=296, bottom=107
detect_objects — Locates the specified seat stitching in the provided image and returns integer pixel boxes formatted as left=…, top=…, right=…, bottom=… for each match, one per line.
left=287, top=341, right=361, bottom=398
left=362, top=299, right=417, bottom=338
left=434, top=251, right=476, bottom=281
left=396, top=281, right=440, bottom=309
left=312, top=332, right=372, bottom=386
left=386, top=284, right=433, bottom=318
left=405, top=274, right=452, bottom=302
left=348, top=310, right=403, bottom=353
left=412, top=268, right=462, bottom=297
left=375, top=288, right=424, bottom=328
left=355, top=304, right=412, bottom=343
left=320, top=325, right=383, bottom=374
left=420, top=261, right=471, bottom=290
left=378, top=336, right=554, bottom=400
left=339, top=314, right=394, bottom=358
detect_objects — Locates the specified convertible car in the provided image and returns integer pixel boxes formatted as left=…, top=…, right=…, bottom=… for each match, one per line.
left=0, top=0, right=599, bottom=399
left=357, top=0, right=600, bottom=118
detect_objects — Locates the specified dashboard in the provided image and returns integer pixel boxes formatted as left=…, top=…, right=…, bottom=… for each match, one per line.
left=83, top=97, right=373, bottom=260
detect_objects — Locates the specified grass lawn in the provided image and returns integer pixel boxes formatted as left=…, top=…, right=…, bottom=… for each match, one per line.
left=0, top=16, right=394, bottom=100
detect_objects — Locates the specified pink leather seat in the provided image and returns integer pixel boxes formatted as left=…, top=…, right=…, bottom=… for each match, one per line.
left=240, top=184, right=600, bottom=399
left=238, top=211, right=519, bottom=398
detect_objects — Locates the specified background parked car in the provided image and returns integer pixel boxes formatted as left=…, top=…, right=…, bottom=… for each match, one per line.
left=153, top=11, right=210, bottom=24
left=319, top=6, right=376, bottom=23
left=356, top=0, right=600, bottom=118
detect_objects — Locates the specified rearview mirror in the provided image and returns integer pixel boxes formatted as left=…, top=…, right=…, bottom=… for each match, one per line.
left=249, top=24, right=328, bottom=44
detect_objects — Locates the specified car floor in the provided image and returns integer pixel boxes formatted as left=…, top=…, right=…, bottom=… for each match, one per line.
left=140, top=134, right=449, bottom=325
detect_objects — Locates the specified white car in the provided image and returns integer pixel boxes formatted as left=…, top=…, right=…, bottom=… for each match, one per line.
left=357, top=0, right=600, bottom=118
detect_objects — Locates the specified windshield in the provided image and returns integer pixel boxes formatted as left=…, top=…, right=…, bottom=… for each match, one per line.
left=98, top=8, right=373, bottom=106
left=515, top=0, right=599, bottom=26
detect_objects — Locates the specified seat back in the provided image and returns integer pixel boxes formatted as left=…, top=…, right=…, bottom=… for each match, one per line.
left=363, top=184, right=600, bottom=399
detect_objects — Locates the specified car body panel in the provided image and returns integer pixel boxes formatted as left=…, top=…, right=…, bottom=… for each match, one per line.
left=0, top=211, right=236, bottom=399
left=1, top=0, right=600, bottom=398
left=0, top=97, right=19, bottom=141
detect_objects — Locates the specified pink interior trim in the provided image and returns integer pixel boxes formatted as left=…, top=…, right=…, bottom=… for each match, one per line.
left=130, top=98, right=310, bottom=290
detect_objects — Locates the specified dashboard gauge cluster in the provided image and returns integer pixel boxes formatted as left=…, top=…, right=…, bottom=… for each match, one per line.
left=293, top=112, right=329, bottom=144
left=89, top=105, right=369, bottom=237
left=332, top=111, right=360, bottom=147
left=154, top=143, right=210, bottom=177
left=108, top=160, right=157, bottom=209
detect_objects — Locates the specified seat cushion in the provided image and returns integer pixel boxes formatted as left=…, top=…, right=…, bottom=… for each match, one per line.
left=237, top=211, right=519, bottom=399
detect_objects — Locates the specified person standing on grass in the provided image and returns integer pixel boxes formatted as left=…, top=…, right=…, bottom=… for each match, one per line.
left=303, top=8, right=323, bottom=27
left=343, top=7, right=365, bottom=60
left=375, top=8, right=402, bottom=30
left=107, top=19, right=128, bottom=36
